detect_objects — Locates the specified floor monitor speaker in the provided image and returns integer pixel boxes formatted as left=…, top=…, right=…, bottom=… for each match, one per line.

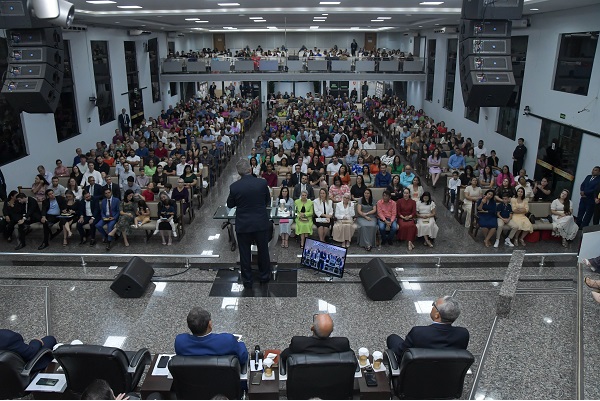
left=110, top=256, right=155, bottom=298
left=359, top=258, right=402, bottom=301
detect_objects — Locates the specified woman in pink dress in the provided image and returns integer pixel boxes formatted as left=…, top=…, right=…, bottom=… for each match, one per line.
left=427, top=148, right=442, bottom=188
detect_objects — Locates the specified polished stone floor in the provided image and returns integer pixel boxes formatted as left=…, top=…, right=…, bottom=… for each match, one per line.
left=0, top=112, right=593, bottom=399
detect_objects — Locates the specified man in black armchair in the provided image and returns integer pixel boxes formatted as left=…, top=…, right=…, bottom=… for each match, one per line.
left=280, top=313, right=351, bottom=366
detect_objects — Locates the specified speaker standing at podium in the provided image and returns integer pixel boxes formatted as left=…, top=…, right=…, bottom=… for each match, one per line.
left=226, top=158, right=272, bottom=289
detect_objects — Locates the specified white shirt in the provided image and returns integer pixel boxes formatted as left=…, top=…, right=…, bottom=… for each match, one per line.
left=363, top=141, right=376, bottom=150
left=326, top=162, right=341, bottom=175
left=474, top=146, right=488, bottom=158
left=293, top=163, right=307, bottom=174
left=82, top=169, right=104, bottom=186
left=334, top=202, right=355, bottom=220
left=176, top=163, right=187, bottom=177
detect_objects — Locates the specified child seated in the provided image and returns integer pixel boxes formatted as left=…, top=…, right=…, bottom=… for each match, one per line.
left=132, top=199, right=151, bottom=227
left=141, top=182, right=156, bottom=202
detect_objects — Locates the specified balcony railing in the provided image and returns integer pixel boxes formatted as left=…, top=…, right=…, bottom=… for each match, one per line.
left=161, top=56, right=425, bottom=74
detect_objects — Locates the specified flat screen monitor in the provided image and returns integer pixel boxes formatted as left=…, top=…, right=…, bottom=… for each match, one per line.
left=300, top=238, right=347, bottom=278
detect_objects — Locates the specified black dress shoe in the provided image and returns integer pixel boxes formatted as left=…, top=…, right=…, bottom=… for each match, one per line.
left=243, top=282, right=253, bottom=289
left=80, top=237, right=87, bottom=245
left=24, top=226, right=32, bottom=235
left=102, top=237, right=108, bottom=243
left=15, top=242, right=26, bottom=250
left=38, top=243, right=49, bottom=250
left=90, top=239, right=96, bottom=246
left=106, top=242, right=111, bottom=251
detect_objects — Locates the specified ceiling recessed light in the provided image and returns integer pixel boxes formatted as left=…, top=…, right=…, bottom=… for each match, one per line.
left=322, top=13, right=328, bottom=15
left=530, top=8, right=539, bottom=10
left=418, top=25, right=423, bottom=27
left=185, top=18, right=199, bottom=20
left=314, top=16, right=327, bottom=19
left=420, top=1, right=444, bottom=4
left=117, top=5, right=142, bottom=8
left=310, top=25, right=319, bottom=29
left=114, top=21, right=120, bottom=23
left=218, top=2, right=240, bottom=6
left=371, top=19, right=384, bottom=22
left=253, top=19, right=266, bottom=22
left=195, top=20, right=209, bottom=23
left=86, top=0, right=116, bottom=3
left=319, top=1, right=340, bottom=4
left=249, top=17, right=262, bottom=19
left=377, top=17, right=391, bottom=19
left=435, top=23, right=440, bottom=25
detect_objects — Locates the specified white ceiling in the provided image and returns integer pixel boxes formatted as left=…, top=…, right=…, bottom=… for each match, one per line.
left=69, top=0, right=599, bottom=33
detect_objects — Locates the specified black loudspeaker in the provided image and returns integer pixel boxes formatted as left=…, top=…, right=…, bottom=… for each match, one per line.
left=459, top=19, right=511, bottom=41
left=110, top=257, right=155, bottom=298
left=8, top=27, right=64, bottom=49
left=1, top=79, right=60, bottom=113
left=460, top=71, right=516, bottom=107
left=462, top=0, right=524, bottom=20
left=359, top=258, right=402, bottom=301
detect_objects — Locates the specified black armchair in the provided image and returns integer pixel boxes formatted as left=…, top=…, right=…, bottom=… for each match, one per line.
left=280, top=351, right=357, bottom=400
left=53, top=344, right=151, bottom=396
left=168, top=355, right=247, bottom=400
left=0, top=348, right=52, bottom=399
left=384, top=348, right=474, bottom=399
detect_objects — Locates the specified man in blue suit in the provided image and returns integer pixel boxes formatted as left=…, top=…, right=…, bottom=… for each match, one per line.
left=0, top=329, right=57, bottom=371
left=577, top=166, right=600, bottom=228
left=226, top=158, right=272, bottom=289
left=174, top=307, right=248, bottom=366
left=96, top=188, right=120, bottom=251
left=387, top=296, right=469, bottom=360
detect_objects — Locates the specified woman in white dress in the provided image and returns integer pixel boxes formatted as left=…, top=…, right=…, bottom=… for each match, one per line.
left=277, top=187, right=294, bottom=248
left=332, top=193, right=356, bottom=248
left=463, top=177, right=482, bottom=228
left=551, top=189, right=578, bottom=246
left=409, top=176, right=424, bottom=202
left=416, top=191, right=438, bottom=247
left=313, top=188, right=334, bottom=242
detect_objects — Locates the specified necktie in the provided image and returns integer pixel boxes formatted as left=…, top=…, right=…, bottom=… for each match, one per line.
left=591, top=176, right=596, bottom=182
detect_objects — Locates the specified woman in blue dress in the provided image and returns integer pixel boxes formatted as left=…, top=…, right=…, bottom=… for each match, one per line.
left=477, top=189, right=498, bottom=247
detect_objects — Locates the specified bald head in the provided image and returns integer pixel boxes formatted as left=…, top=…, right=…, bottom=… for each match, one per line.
left=312, top=313, right=334, bottom=338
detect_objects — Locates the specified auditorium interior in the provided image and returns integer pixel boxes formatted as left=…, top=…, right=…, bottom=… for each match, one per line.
left=1, top=0, right=600, bottom=399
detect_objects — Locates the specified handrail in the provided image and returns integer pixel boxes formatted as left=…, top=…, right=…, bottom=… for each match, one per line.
left=296, top=252, right=577, bottom=259
left=0, top=252, right=219, bottom=258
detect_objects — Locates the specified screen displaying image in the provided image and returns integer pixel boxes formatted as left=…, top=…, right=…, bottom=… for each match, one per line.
left=300, top=238, right=347, bottom=278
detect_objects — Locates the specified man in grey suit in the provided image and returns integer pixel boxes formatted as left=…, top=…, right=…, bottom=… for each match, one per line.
left=293, top=175, right=315, bottom=200
left=226, top=159, right=272, bottom=289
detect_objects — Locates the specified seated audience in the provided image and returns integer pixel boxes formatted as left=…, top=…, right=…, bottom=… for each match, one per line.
left=108, top=189, right=136, bottom=248
left=374, top=165, right=392, bottom=188
left=476, top=189, right=497, bottom=247
left=313, top=188, right=334, bottom=243
left=329, top=175, right=350, bottom=203
left=396, top=188, right=417, bottom=251
left=351, top=174, right=367, bottom=200
left=49, top=177, right=66, bottom=198
left=31, top=174, right=49, bottom=202
left=361, top=165, right=374, bottom=186
left=38, top=188, right=66, bottom=250
left=277, top=187, right=294, bottom=248
left=511, top=187, right=534, bottom=246
left=399, top=165, right=415, bottom=187
left=155, top=191, right=178, bottom=245
left=54, top=159, right=69, bottom=177
left=416, top=191, right=438, bottom=248
left=280, top=313, right=351, bottom=366
left=459, top=165, right=475, bottom=186
left=80, top=379, right=129, bottom=400
left=463, top=177, right=482, bottom=228
left=295, top=190, right=314, bottom=248
left=387, top=296, right=469, bottom=360
left=335, top=164, right=351, bottom=186
left=479, top=165, right=495, bottom=191
left=377, top=190, right=398, bottom=245
left=96, top=188, right=120, bottom=251
left=494, top=194, right=518, bottom=248
left=515, top=176, right=533, bottom=200
left=532, top=177, right=552, bottom=202
left=77, top=190, right=99, bottom=246
left=496, top=165, right=515, bottom=187
left=332, top=193, right=355, bottom=248
left=551, top=189, right=578, bottom=247
left=293, top=174, right=315, bottom=200
left=356, top=188, right=378, bottom=251
left=408, top=176, right=424, bottom=202
left=447, top=170, right=461, bottom=213
left=60, top=190, right=80, bottom=247
left=428, top=148, right=442, bottom=188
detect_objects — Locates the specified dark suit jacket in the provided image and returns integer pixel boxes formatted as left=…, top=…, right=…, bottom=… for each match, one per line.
left=41, top=196, right=67, bottom=218
left=226, top=175, right=270, bottom=234
left=293, top=183, right=315, bottom=200
left=280, top=335, right=352, bottom=366
left=103, top=183, right=121, bottom=200
left=0, top=329, right=49, bottom=362
left=580, top=175, right=600, bottom=198
left=100, top=197, right=121, bottom=220
left=84, top=183, right=104, bottom=204
left=118, top=113, right=130, bottom=132
left=390, top=323, right=470, bottom=359
left=20, top=197, right=42, bottom=222
left=290, top=172, right=306, bottom=187
left=78, top=198, right=100, bottom=220
left=0, top=168, right=6, bottom=201
left=174, top=332, right=249, bottom=365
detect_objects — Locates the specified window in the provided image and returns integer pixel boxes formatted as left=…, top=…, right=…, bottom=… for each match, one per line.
left=443, top=39, right=458, bottom=110
left=124, top=41, right=144, bottom=127
left=553, top=31, right=598, bottom=96
left=425, top=39, right=436, bottom=102
left=496, top=36, right=529, bottom=140
left=55, top=40, right=80, bottom=142
left=0, top=38, right=27, bottom=165
left=169, top=82, right=178, bottom=96
left=91, top=41, right=114, bottom=125
left=533, top=119, right=583, bottom=197
left=148, top=38, right=161, bottom=103
left=465, top=105, right=480, bottom=123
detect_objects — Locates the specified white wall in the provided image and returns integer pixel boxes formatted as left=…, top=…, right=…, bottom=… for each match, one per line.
left=421, top=3, right=600, bottom=213
left=377, top=33, right=414, bottom=53
left=2, top=27, right=175, bottom=191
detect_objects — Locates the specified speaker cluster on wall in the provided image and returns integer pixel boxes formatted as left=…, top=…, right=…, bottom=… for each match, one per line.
left=459, top=0, right=524, bottom=107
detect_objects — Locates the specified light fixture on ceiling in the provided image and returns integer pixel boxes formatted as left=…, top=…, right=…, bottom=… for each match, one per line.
left=530, top=8, right=539, bottom=10
left=195, top=20, right=209, bottom=23
left=117, top=5, right=142, bottom=8
left=218, top=2, right=240, bottom=6
left=185, top=17, right=199, bottom=20
left=319, top=1, right=340, bottom=4
left=253, top=19, right=266, bottom=22
left=371, top=19, right=384, bottom=22
left=249, top=16, right=262, bottom=19
left=418, top=25, right=423, bottom=27
left=31, top=0, right=75, bottom=27
left=314, top=16, right=327, bottom=19
left=86, top=0, right=116, bottom=3
left=322, top=13, right=328, bottom=15
left=420, top=1, right=444, bottom=4
left=377, top=17, right=391, bottom=19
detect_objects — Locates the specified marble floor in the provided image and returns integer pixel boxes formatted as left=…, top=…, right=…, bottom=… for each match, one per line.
left=0, top=113, right=595, bottom=399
